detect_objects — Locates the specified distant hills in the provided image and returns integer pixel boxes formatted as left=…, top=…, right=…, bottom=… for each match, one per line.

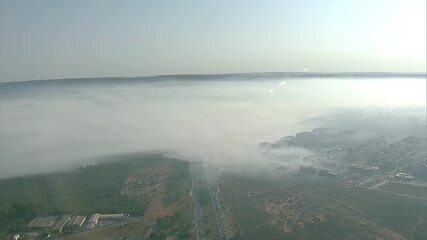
left=1, top=72, right=426, bottom=86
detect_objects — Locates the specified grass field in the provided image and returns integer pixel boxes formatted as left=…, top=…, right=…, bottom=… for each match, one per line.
left=317, top=186, right=427, bottom=239
left=0, top=152, right=193, bottom=240
left=379, top=181, right=427, bottom=199
left=221, top=173, right=427, bottom=240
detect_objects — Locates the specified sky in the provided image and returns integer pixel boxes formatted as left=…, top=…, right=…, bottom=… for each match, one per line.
left=0, top=0, right=426, bottom=82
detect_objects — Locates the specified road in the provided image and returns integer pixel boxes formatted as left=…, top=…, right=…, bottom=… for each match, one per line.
left=190, top=162, right=206, bottom=240
left=191, top=162, right=233, bottom=240
left=365, top=186, right=427, bottom=201
left=209, top=185, right=232, bottom=240
left=371, top=179, right=389, bottom=189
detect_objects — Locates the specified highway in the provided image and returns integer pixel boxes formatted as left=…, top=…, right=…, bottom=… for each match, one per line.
left=190, top=162, right=206, bottom=240
left=209, top=185, right=232, bottom=240
left=191, top=161, right=232, bottom=240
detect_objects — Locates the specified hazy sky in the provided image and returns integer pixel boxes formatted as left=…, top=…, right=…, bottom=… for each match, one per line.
left=0, top=0, right=426, bottom=82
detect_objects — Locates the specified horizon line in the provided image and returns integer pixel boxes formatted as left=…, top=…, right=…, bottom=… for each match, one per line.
left=1, top=71, right=426, bottom=84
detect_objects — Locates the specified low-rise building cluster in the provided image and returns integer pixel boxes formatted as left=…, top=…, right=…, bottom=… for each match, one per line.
left=21, top=212, right=125, bottom=239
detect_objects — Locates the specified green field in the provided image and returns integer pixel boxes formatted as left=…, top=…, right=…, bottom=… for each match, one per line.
left=221, top=173, right=427, bottom=240
left=318, top=186, right=427, bottom=238
left=380, top=181, right=427, bottom=199
left=0, top=152, right=190, bottom=239
left=148, top=212, right=194, bottom=240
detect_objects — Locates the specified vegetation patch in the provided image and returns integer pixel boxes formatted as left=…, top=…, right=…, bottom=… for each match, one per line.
left=0, top=152, right=190, bottom=239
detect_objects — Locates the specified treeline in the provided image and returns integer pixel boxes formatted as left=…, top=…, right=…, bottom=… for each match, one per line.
left=0, top=202, right=36, bottom=239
